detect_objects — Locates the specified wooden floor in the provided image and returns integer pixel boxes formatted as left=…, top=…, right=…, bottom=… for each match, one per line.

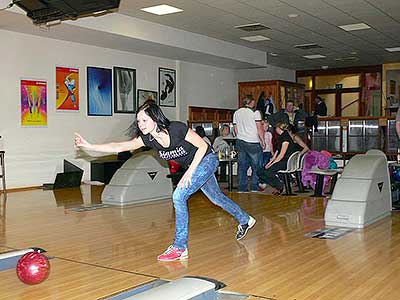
left=0, top=185, right=399, bottom=300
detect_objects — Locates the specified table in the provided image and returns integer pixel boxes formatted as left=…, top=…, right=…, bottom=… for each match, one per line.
left=219, top=158, right=237, bottom=192
left=309, top=168, right=343, bottom=197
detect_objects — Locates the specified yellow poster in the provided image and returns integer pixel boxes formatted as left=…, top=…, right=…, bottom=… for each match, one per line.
left=21, top=79, right=47, bottom=126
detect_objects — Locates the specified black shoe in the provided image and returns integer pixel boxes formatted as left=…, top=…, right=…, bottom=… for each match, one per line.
left=236, top=216, right=256, bottom=240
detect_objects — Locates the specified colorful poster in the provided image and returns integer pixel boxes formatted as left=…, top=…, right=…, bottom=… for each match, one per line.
left=87, top=66, right=112, bottom=116
left=56, top=66, right=79, bottom=110
left=21, top=79, right=47, bottom=126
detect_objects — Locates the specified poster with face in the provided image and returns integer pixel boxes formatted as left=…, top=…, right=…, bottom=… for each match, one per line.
left=158, top=67, right=176, bottom=107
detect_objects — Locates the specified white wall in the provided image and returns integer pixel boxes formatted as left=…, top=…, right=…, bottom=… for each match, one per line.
left=235, top=65, right=295, bottom=83
left=0, top=29, right=294, bottom=188
left=179, top=61, right=237, bottom=121
left=0, top=29, right=177, bottom=188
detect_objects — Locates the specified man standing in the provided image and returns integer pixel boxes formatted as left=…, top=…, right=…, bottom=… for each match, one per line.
left=314, top=96, right=327, bottom=117
left=233, top=97, right=265, bottom=193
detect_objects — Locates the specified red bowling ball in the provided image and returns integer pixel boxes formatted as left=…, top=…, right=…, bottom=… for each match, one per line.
left=16, top=252, right=50, bottom=285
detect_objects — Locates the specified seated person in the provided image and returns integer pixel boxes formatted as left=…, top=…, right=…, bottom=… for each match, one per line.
left=213, top=124, right=231, bottom=181
left=213, top=124, right=231, bottom=154
left=257, top=121, right=296, bottom=195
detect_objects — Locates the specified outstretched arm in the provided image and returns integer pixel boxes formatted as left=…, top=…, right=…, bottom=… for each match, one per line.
left=74, top=132, right=144, bottom=153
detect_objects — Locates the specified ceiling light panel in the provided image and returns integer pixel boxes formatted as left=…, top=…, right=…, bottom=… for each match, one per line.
left=385, top=47, right=400, bottom=52
left=303, top=54, right=326, bottom=59
left=141, top=4, right=183, bottom=15
left=338, top=23, right=371, bottom=31
left=240, top=35, right=271, bottom=42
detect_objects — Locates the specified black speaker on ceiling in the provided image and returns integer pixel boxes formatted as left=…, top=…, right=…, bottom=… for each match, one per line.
left=15, top=0, right=121, bottom=24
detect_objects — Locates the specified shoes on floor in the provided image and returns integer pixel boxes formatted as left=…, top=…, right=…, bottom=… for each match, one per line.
left=272, top=187, right=284, bottom=195
left=258, top=183, right=267, bottom=190
left=157, top=245, right=188, bottom=261
left=236, top=216, right=256, bottom=240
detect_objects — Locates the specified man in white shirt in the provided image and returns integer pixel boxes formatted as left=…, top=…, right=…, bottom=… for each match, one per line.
left=233, top=97, right=265, bottom=192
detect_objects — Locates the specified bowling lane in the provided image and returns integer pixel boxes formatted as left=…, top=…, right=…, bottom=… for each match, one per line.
left=0, top=258, right=153, bottom=300
left=0, top=247, right=11, bottom=253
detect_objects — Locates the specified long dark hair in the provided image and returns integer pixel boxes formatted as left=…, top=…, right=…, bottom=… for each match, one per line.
left=127, top=100, right=171, bottom=138
left=194, top=126, right=206, bottom=138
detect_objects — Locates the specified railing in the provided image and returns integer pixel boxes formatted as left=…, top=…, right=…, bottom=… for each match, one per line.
left=310, top=116, right=397, bottom=156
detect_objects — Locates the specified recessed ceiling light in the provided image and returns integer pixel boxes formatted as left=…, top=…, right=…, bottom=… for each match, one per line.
left=288, top=14, right=298, bottom=18
left=338, top=23, right=371, bottom=31
left=385, top=47, right=400, bottom=52
left=350, top=51, right=358, bottom=55
left=321, top=65, right=329, bottom=69
left=303, top=54, right=326, bottom=59
left=240, top=35, right=271, bottom=42
left=269, top=52, right=279, bottom=56
left=141, top=4, right=183, bottom=15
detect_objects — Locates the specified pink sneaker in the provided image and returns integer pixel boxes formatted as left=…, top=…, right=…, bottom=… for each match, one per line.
left=157, top=245, right=188, bottom=261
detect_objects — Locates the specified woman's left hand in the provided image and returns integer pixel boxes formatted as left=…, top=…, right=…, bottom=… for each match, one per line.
left=178, top=169, right=194, bottom=189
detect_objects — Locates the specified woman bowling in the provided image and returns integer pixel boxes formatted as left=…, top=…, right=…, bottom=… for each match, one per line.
left=74, top=101, right=255, bottom=261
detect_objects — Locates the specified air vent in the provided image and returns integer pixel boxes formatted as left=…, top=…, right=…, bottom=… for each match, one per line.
left=234, top=23, right=270, bottom=32
left=294, top=43, right=323, bottom=50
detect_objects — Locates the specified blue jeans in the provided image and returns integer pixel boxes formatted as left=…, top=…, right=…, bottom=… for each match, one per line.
left=236, top=139, right=262, bottom=192
left=172, top=153, right=250, bottom=249
left=262, top=151, right=272, bottom=168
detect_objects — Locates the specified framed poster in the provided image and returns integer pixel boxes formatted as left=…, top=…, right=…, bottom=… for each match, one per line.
left=87, top=66, right=112, bottom=116
left=56, top=66, right=79, bottom=111
left=137, top=89, right=158, bottom=108
left=113, top=66, right=136, bottom=113
left=21, top=79, right=47, bottom=126
left=158, top=67, right=176, bottom=107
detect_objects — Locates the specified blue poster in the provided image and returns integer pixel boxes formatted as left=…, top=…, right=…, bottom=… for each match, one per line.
left=87, top=66, right=112, bottom=116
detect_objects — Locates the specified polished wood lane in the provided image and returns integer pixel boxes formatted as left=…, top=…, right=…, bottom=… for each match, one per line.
left=0, top=258, right=153, bottom=300
left=1, top=185, right=399, bottom=300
